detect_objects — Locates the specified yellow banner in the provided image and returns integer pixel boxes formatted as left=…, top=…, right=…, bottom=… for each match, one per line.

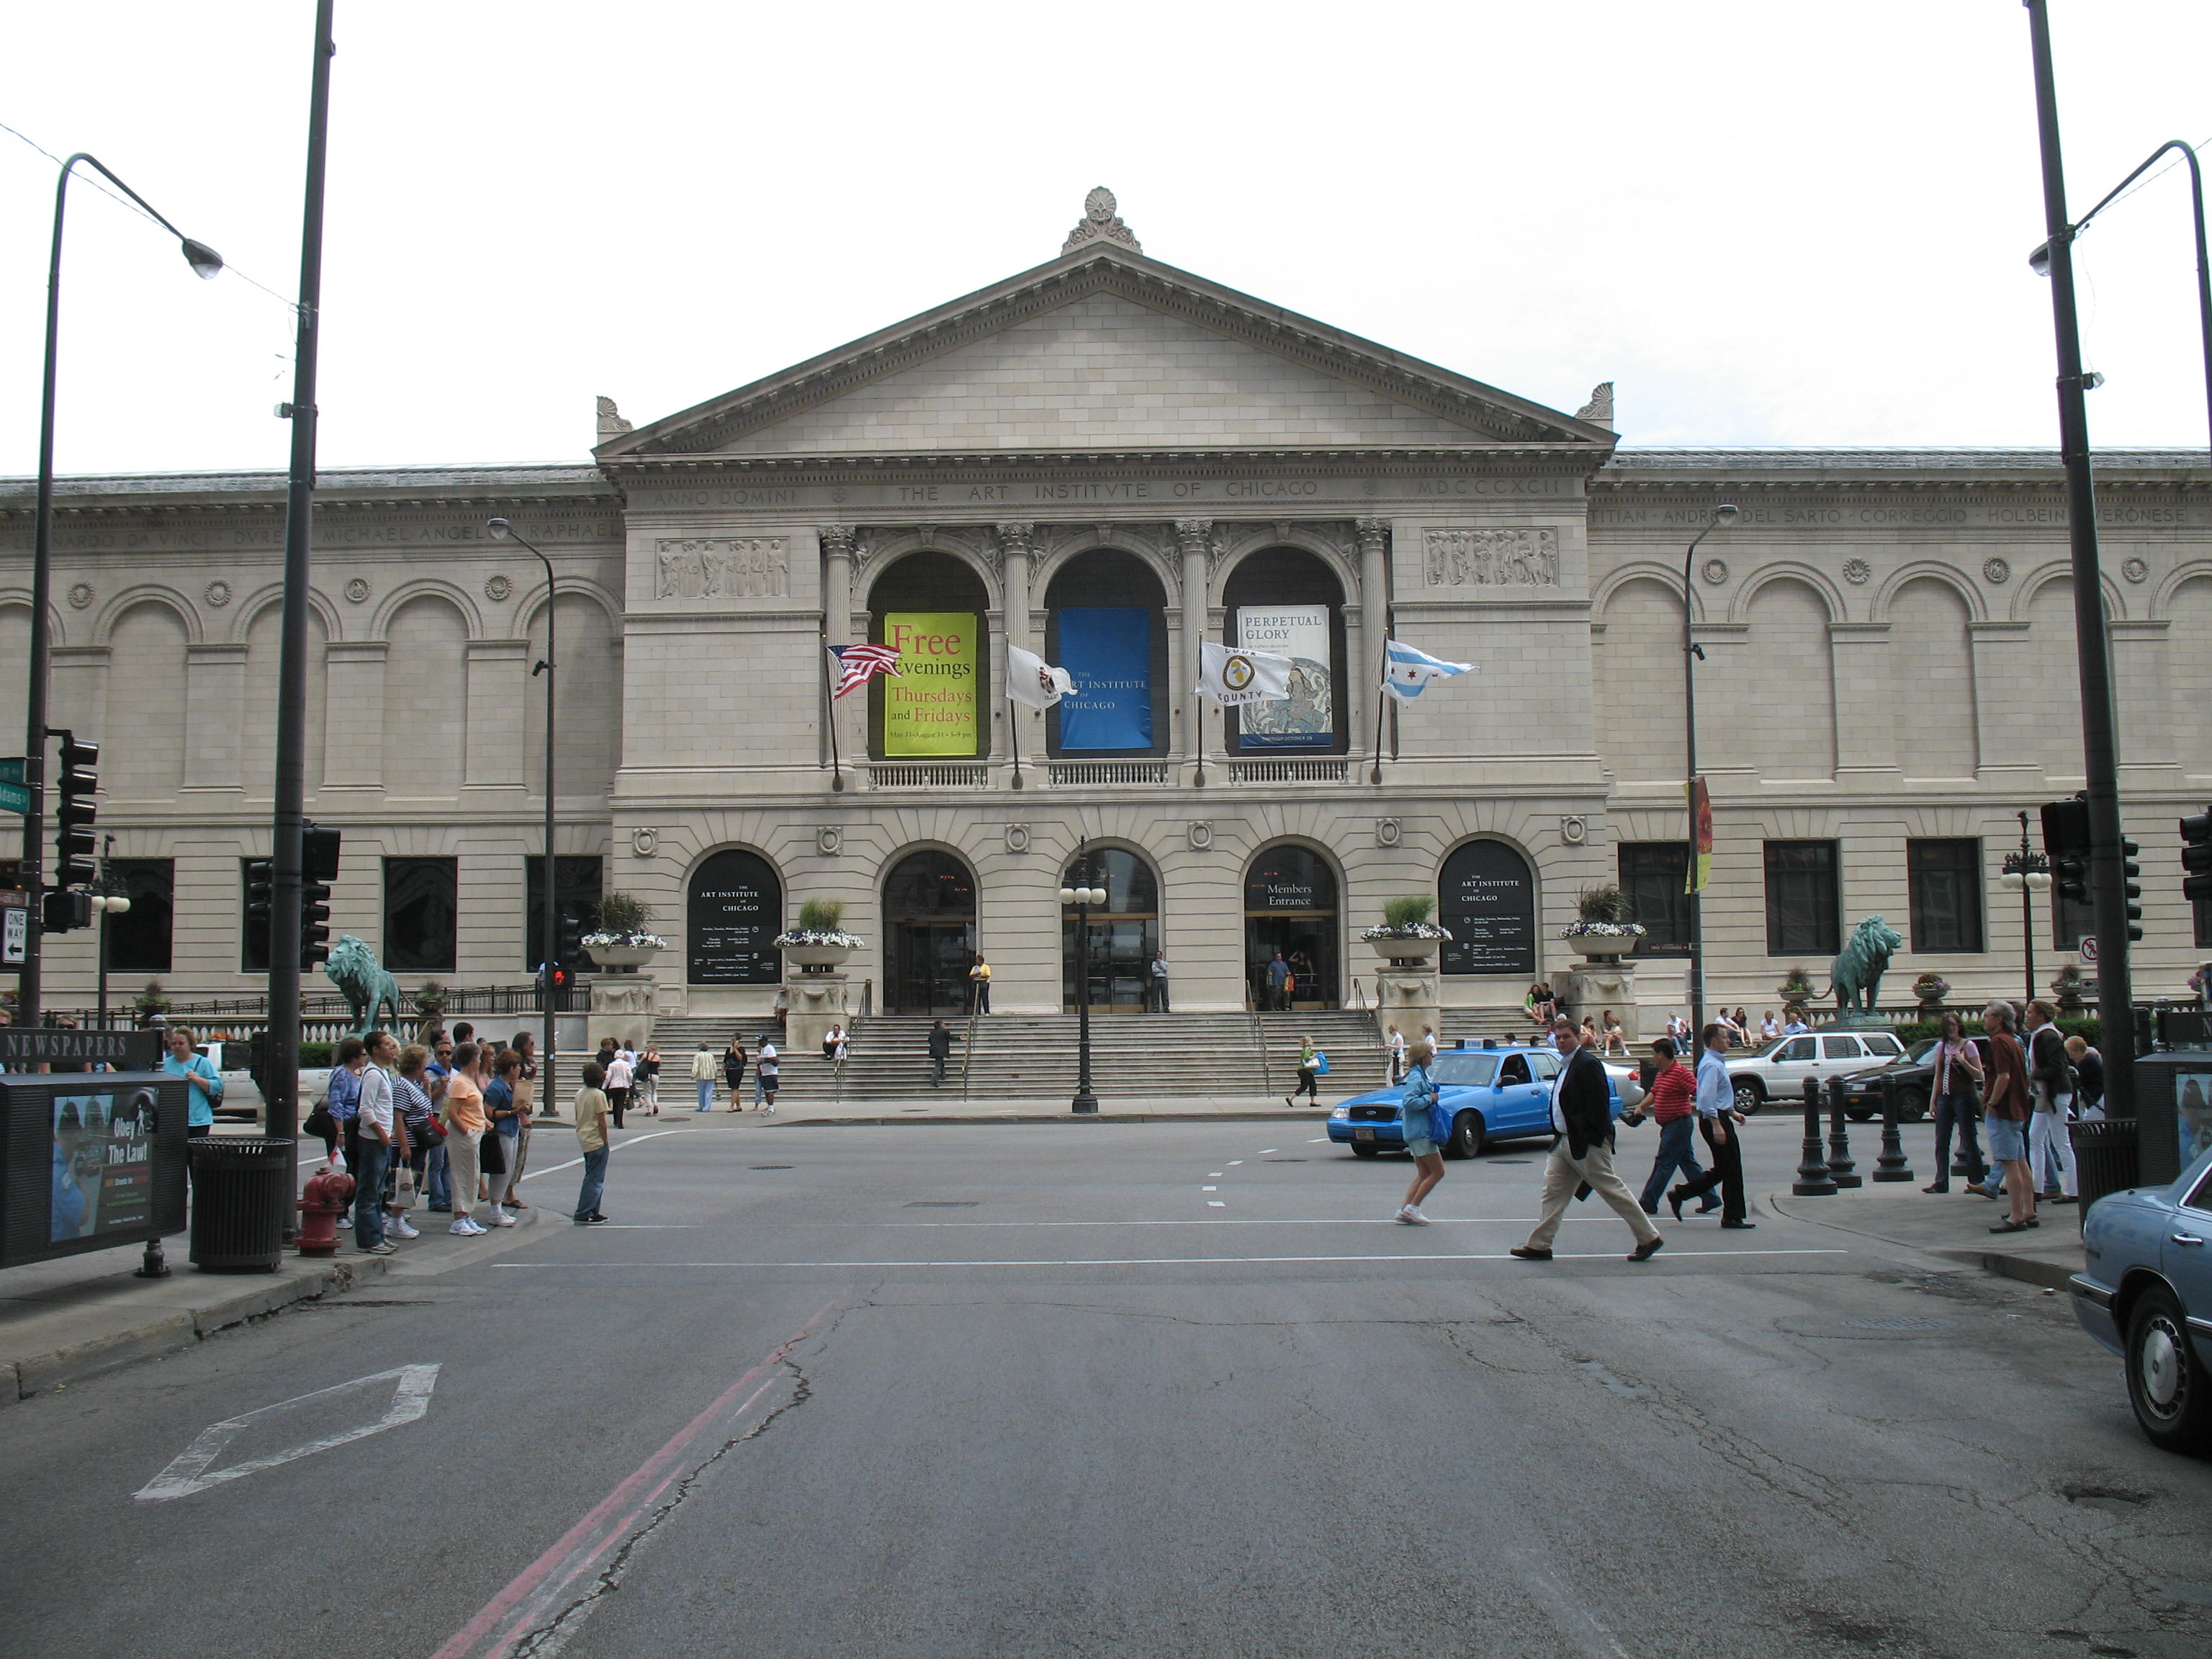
left=882, top=612, right=979, bottom=756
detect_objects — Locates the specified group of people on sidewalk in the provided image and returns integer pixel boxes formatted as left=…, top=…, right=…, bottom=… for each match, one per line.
left=312, top=1021, right=619, bottom=1253
left=1921, top=999, right=2099, bottom=1234
left=693, top=1035, right=781, bottom=1111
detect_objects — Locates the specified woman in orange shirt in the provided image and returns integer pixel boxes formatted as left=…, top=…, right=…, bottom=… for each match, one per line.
left=442, top=1042, right=490, bottom=1236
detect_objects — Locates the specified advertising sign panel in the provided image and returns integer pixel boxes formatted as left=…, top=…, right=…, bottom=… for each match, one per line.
left=1057, top=608, right=1152, bottom=751
left=1234, top=605, right=1332, bottom=750
left=1, top=1074, right=187, bottom=1269
left=882, top=612, right=979, bottom=757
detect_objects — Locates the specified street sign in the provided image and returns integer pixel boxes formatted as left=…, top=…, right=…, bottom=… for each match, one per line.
left=0, top=757, right=23, bottom=783
left=0, top=891, right=24, bottom=967
left=2080, top=935, right=2099, bottom=963
left=0, top=781, right=29, bottom=815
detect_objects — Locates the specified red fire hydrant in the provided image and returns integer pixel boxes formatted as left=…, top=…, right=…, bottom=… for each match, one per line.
left=297, top=1166, right=356, bottom=1258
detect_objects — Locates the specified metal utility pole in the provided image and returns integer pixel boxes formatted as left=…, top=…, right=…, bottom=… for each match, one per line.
left=488, top=518, right=559, bottom=1115
left=2023, top=0, right=2136, bottom=1117
left=1680, top=504, right=1737, bottom=1033
left=268, top=0, right=338, bottom=1189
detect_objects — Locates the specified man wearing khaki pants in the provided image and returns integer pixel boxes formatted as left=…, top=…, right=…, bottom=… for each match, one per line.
left=1512, top=1017, right=1665, bottom=1264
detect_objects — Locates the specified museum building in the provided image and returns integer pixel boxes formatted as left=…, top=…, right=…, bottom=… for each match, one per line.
left=5, top=189, right=2212, bottom=1025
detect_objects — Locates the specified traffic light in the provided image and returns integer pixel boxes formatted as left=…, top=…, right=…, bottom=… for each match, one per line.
left=2121, top=836, right=2144, bottom=942
left=2043, top=796, right=2091, bottom=905
left=245, top=858, right=274, bottom=964
left=52, top=731, right=98, bottom=890
left=558, top=912, right=585, bottom=968
left=2184, top=810, right=2212, bottom=904
left=300, top=822, right=338, bottom=969
left=42, top=889, right=89, bottom=932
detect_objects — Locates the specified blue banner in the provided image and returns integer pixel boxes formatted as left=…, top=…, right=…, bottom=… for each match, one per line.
left=1058, top=608, right=1152, bottom=751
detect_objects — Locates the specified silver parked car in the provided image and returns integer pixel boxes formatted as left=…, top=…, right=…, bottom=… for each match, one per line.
left=1725, top=1029, right=1907, bottom=1115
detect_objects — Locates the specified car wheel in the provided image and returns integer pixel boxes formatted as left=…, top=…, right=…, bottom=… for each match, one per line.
left=1444, top=1110, right=1485, bottom=1161
left=1350, top=1142, right=1380, bottom=1159
left=1732, top=1080, right=1764, bottom=1115
left=1846, top=1107, right=1876, bottom=1124
left=2124, top=1285, right=2212, bottom=1455
left=1899, top=1086, right=1930, bottom=1123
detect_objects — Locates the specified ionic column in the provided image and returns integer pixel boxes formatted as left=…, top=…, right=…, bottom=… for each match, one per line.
left=1357, top=517, right=1390, bottom=775
left=1177, top=518, right=1212, bottom=779
left=997, top=522, right=1033, bottom=655
left=822, top=524, right=858, bottom=773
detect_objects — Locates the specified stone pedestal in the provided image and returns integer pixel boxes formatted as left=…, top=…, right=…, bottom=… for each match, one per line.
left=1373, top=965, right=1441, bottom=1052
left=786, top=971, right=850, bottom=1058
left=587, top=973, right=655, bottom=1052
left=1555, top=958, right=1640, bottom=1043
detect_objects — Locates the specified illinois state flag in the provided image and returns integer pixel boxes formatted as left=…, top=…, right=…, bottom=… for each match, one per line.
left=1195, top=640, right=1292, bottom=706
left=1006, top=642, right=1076, bottom=709
left=1381, top=639, right=1475, bottom=701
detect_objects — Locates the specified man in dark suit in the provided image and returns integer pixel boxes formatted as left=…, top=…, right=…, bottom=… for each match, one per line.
left=1512, top=1017, right=1665, bottom=1263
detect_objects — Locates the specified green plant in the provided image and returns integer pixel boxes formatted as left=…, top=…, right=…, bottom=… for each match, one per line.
left=592, top=892, right=655, bottom=938
left=799, top=897, right=847, bottom=932
left=1575, top=884, right=1636, bottom=926
left=134, top=979, right=170, bottom=1014
left=2051, top=962, right=2087, bottom=1014
left=1381, top=895, right=1434, bottom=930
left=1778, top=966, right=1817, bottom=1001
left=299, top=1041, right=333, bottom=1068
left=413, top=981, right=449, bottom=1016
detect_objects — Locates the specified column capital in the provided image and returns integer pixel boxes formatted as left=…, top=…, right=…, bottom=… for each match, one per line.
left=1174, top=518, right=1213, bottom=557
left=994, top=521, right=1036, bottom=555
left=821, top=523, right=857, bottom=558
left=1355, top=517, right=1390, bottom=556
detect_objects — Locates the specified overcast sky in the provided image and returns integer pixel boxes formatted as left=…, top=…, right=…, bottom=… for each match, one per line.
left=5, top=1, right=2212, bottom=479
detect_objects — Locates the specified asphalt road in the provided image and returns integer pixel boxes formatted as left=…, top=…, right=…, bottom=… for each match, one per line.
left=3, top=1117, right=2208, bottom=1659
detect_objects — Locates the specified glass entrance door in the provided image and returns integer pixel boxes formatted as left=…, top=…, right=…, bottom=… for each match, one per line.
left=1061, top=918, right=1159, bottom=1012
left=1244, top=844, right=1339, bottom=1010
left=890, top=920, right=975, bottom=1015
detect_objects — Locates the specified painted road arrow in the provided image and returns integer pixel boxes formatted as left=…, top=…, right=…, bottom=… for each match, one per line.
left=134, top=1364, right=440, bottom=1502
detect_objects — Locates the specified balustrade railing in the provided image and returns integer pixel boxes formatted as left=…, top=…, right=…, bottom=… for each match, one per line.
left=868, top=762, right=992, bottom=788
left=1048, top=760, right=1169, bottom=785
left=1226, top=757, right=1349, bottom=783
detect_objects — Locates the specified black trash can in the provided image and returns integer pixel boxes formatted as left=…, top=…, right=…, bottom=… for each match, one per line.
left=188, top=1136, right=293, bottom=1272
left=2072, top=1118, right=2139, bottom=1227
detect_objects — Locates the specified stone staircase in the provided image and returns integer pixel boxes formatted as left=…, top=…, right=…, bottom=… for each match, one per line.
left=624, top=1010, right=1388, bottom=1104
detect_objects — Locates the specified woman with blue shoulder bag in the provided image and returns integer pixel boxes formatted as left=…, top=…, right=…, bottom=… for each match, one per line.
left=1395, top=1040, right=1448, bottom=1225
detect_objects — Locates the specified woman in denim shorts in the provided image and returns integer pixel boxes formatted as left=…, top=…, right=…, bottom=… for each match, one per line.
left=1395, top=1040, right=1444, bottom=1226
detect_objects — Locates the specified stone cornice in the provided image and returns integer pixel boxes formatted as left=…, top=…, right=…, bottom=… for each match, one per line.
left=598, top=247, right=1616, bottom=457
left=0, top=464, right=616, bottom=518
left=1596, top=448, right=2212, bottom=487
left=601, top=446, right=1601, bottom=485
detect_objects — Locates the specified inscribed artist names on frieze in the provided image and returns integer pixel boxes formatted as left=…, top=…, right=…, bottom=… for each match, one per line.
left=1589, top=496, right=2193, bottom=529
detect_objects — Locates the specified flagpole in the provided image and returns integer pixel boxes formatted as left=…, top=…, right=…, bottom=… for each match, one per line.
left=1370, top=673, right=1388, bottom=785
left=1192, top=688, right=1207, bottom=788
left=822, top=634, right=845, bottom=792
left=1009, top=687, right=1023, bottom=790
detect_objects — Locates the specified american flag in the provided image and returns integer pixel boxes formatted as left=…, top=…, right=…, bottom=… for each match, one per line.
left=828, top=642, right=902, bottom=698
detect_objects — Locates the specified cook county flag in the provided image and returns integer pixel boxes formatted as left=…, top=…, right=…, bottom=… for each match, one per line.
left=1195, top=640, right=1292, bottom=707
left=1005, top=642, right=1076, bottom=709
left=1381, top=639, right=1475, bottom=702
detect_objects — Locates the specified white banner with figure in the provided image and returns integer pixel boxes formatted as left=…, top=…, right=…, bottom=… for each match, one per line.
left=1234, top=605, right=1332, bottom=749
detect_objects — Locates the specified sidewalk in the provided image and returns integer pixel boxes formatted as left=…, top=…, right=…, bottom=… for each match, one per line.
left=1767, top=1177, right=2085, bottom=1290
left=665, top=1095, right=1336, bottom=1126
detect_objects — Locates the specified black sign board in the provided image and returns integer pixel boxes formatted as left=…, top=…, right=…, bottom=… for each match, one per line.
left=1439, top=842, right=1537, bottom=976
left=686, top=850, right=783, bottom=985
left=1, top=1073, right=188, bottom=1269
left=1, top=1028, right=161, bottom=1071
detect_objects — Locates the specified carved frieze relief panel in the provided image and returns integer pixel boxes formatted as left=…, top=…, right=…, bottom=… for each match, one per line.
left=653, top=536, right=790, bottom=600
left=1423, top=527, right=1560, bottom=588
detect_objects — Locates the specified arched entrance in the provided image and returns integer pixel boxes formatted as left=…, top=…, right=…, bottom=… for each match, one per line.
left=687, top=848, right=783, bottom=984
left=1244, top=845, right=1339, bottom=1008
left=1061, top=848, right=1159, bottom=1012
left=883, top=850, right=976, bottom=1014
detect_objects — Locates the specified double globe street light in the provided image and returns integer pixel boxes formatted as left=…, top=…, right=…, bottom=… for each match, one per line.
left=1058, top=840, right=1105, bottom=1115
left=487, top=518, right=560, bottom=1115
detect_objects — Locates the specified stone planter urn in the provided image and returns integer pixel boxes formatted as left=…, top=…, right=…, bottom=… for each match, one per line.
left=587, top=943, right=660, bottom=972
left=783, top=942, right=855, bottom=974
left=1567, top=926, right=1642, bottom=963
left=1367, top=935, right=1442, bottom=966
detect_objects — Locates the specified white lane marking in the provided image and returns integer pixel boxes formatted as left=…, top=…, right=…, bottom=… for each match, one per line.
left=1202, top=1185, right=1218, bottom=1192
left=1227, top=1160, right=1244, bottom=1166
left=135, top=1364, right=439, bottom=1502
left=1308, top=1137, right=1328, bottom=1143
left=1258, top=1148, right=1278, bottom=1154
left=517, top=1128, right=691, bottom=1182
left=827, top=1216, right=1660, bottom=1228
left=496, top=1249, right=1850, bottom=1270
left=1208, top=1172, right=1223, bottom=1178
left=1206, top=1202, right=1228, bottom=1208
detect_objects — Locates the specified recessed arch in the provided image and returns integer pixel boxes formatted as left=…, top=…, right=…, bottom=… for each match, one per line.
left=1871, top=561, right=1985, bottom=624
left=1437, top=836, right=1539, bottom=978
left=866, top=551, right=991, bottom=760
left=90, top=584, right=201, bottom=648
left=228, top=580, right=343, bottom=645
left=1220, top=547, right=1349, bottom=757
left=1243, top=838, right=1342, bottom=1008
left=1594, top=573, right=1689, bottom=782
left=685, top=845, right=784, bottom=986
left=102, top=599, right=190, bottom=801
left=1593, top=560, right=1706, bottom=624
left=881, top=845, right=979, bottom=1015
left=369, top=577, right=484, bottom=641
left=1725, top=561, right=1845, bottom=626
left=2009, top=559, right=2128, bottom=624
left=1042, top=547, right=1169, bottom=757
left=1060, top=841, right=1162, bottom=1011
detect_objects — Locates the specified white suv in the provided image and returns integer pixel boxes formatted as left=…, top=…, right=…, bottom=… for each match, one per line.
left=1726, top=1030, right=1906, bottom=1115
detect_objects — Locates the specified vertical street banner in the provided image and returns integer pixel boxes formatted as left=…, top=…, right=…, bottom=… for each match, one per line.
left=1234, top=604, right=1332, bottom=749
left=1057, top=607, right=1151, bottom=750
left=1687, top=776, right=1713, bottom=894
left=882, top=612, right=979, bottom=756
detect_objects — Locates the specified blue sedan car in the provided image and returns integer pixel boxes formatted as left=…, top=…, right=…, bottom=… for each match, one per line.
left=2069, top=1141, right=2212, bottom=1454
left=1325, top=1042, right=1625, bottom=1161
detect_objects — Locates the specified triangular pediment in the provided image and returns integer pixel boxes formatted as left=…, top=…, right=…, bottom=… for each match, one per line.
left=603, top=244, right=1611, bottom=462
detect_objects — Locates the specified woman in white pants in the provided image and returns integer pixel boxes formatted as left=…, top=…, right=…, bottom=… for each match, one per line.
left=2024, top=1001, right=2077, bottom=1203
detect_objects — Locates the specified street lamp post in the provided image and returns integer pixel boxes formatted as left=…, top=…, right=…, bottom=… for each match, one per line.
left=487, top=518, right=559, bottom=1117
left=89, top=833, right=130, bottom=1030
left=1059, top=838, right=1103, bottom=1115
left=1999, top=811, right=2052, bottom=1009
left=19, top=156, right=220, bottom=1028
left=1681, top=503, right=1739, bottom=1033
left=2023, top=1, right=2139, bottom=1120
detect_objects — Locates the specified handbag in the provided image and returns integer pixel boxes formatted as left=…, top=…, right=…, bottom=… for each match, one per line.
left=416, top=1112, right=447, bottom=1146
left=302, top=1102, right=336, bottom=1143
left=1313, top=1051, right=1329, bottom=1076
left=480, top=1128, right=509, bottom=1176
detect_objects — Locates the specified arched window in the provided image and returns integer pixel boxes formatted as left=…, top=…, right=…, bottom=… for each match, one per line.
left=868, top=552, right=989, bottom=760
left=883, top=849, right=977, bottom=1014
left=1221, top=548, right=1349, bottom=755
left=1043, top=549, right=1169, bottom=756
left=688, top=849, right=783, bottom=984
left=1439, top=841, right=1537, bottom=976
left=1061, top=847, right=1160, bottom=1010
left=1244, top=844, right=1339, bottom=1007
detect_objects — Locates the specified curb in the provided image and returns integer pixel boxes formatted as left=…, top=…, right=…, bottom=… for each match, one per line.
left=4, top=1252, right=389, bottom=1406
left=1765, top=1187, right=2078, bottom=1292
left=767, top=1111, right=1336, bottom=1127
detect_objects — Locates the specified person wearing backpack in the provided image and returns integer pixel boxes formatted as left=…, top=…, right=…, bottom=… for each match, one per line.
left=1395, top=1040, right=1447, bottom=1224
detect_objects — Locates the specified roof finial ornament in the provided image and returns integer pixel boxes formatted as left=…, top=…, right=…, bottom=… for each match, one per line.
left=1061, top=186, right=1141, bottom=256
left=1575, top=382, right=1614, bottom=428
left=596, top=395, right=634, bottom=441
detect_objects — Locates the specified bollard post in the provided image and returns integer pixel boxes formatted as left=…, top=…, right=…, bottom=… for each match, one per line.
left=1826, top=1076, right=1861, bottom=1187
left=1873, top=1071, right=1915, bottom=1182
left=1794, top=1077, right=1837, bottom=1195
left=133, top=1235, right=171, bottom=1279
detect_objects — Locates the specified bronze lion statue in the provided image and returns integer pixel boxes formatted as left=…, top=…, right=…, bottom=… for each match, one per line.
left=325, top=933, right=403, bottom=1038
left=1825, top=915, right=1905, bottom=1015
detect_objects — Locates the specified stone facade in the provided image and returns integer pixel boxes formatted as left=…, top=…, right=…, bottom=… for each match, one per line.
left=4, top=205, right=2208, bottom=1025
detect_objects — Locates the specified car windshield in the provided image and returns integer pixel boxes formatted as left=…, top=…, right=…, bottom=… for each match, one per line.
left=1906, top=1038, right=1941, bottom=1061
left=1429, top=1052, right=1501, bottom=1087
left=1737, top=1038, right=1784, bottom=1058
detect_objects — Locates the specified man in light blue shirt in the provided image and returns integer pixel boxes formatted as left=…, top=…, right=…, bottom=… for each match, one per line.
left=1665, top=1023, right=1753, bottom=1227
